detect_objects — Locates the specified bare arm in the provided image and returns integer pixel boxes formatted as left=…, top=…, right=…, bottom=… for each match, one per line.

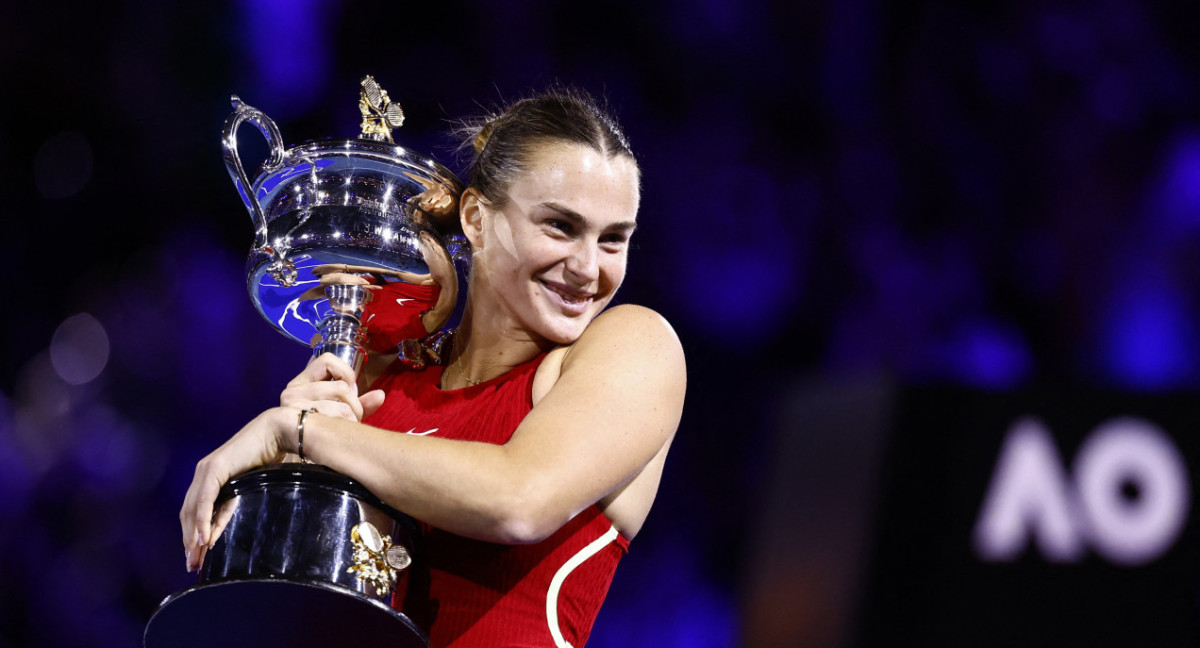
left=181, top=305, right=684, bottom=563
left=306, top=305, right=684, bottom=543
left=312, top=263, right=434, bottom=286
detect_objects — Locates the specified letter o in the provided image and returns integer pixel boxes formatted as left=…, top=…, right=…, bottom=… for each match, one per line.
left=1074, top=417, right=1189, bottom=566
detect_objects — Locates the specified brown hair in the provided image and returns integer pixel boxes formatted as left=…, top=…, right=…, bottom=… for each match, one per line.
left=456, top=86, right=638, bottom=205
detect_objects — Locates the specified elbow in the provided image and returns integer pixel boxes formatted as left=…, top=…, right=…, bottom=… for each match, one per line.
left=488, top=482, right=563, bottom=545
left=492, top=517, right=550, bottom=546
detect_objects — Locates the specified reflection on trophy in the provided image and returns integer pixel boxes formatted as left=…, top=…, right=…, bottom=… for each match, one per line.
left=301, top=228, right=459, bottom=368
left=144, top=76, right=464, bottom=648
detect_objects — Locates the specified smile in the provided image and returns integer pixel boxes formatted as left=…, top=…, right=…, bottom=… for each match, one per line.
left=539, top=279, right=594, bottom=314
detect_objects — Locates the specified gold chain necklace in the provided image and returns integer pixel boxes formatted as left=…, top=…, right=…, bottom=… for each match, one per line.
left=454, top=331, right=482, bottom=386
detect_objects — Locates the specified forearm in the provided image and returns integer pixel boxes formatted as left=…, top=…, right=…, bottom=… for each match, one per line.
left=296, top=414, right=560, bottom=544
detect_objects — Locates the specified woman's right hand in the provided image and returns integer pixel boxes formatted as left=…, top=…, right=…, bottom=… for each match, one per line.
left=181, top=406, right=293, bottom=572
left=280, top=352, right=385, bottom=422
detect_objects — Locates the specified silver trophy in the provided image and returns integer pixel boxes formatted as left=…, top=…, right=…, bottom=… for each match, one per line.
left=145, top=77, right=464, bottom=648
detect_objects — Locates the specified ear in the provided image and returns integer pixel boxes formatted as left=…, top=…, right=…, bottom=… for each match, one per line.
left=459, top=187, right=486, bottom=250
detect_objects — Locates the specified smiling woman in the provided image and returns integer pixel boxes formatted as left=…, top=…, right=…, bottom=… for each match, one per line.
left=180, top=87, right=686, bottom=648
left=460, top=143, right=640, bottom=349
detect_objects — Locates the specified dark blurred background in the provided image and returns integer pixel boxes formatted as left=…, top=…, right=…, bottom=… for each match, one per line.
left=5, top=1, right=1200, bottom=646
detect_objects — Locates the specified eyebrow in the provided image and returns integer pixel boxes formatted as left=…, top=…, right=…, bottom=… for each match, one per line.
left=540, top=201, right=638, bottom=233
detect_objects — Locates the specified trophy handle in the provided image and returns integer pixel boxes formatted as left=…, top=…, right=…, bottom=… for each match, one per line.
left=222, top=95, right=286, bottom=253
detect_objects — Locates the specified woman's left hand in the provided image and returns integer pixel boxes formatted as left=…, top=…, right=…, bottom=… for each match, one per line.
left=179, top=407, right=292, bottom=573
left=280, top=353, right=385, bottom=422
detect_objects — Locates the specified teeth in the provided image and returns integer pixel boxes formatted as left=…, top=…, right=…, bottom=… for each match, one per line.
left=543, top=280, right=589, bottom=303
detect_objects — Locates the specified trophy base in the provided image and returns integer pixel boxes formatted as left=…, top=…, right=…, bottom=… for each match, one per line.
left=144, top=579, right=428, bottom=648
left=145, top=465, right=426, bottom=647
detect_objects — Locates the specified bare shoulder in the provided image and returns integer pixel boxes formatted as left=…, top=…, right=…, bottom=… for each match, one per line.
left=572, top=304, right=683, bottom=359
left=533, top=304, right=686, bottom=405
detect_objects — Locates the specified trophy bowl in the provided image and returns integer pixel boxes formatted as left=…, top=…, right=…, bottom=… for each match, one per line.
left=145, top=77, right=463, bottom=648
left=242, top=137, right=464, bottom=354
left=224, top=82, right=465, bottom=371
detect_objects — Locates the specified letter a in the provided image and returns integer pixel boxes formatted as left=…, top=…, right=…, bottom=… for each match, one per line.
left=973, top=417, right=1085, bottom=562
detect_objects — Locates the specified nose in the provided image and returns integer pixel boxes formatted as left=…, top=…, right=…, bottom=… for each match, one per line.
left=563, top=239, right=599, bottom=287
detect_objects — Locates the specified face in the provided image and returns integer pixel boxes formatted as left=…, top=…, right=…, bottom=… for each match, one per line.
left=464, top=142, right=640, bottom=344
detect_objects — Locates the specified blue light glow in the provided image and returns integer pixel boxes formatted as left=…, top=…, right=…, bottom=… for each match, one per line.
left=241, top=0, right=333, bottom=120
left=1101, top=273, right=1195, bottom=389
left=1153, top=132, right=1200, bottom=233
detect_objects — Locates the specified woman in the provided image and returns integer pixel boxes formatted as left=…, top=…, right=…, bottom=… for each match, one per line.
left=181, top=88, right=686, bottom=647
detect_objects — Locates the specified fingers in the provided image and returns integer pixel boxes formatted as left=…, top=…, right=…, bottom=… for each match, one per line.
left=286, top=399, right=357, bottom=422
left=184, top=540, right=206, bottom=573
left=284, top=354, right=369, bottom=420
left=290, top=353, right=357, bottom=389
left=281, top=380, right=363, bottom=420
left=318, top=352, right=358, bottom=385
left=181, top=523, right=205, bottom=572
left=360, top=389, right=386, bottom=419
left=181, top=485, right=201, bottom=570
left=181, top=458, right=225, bottom=572
left=181, top=481, right=225, bottom=573
left=191, top=542, right=208, bottom=573
left=283, top=377, right=357, bottom=402
left=178, top=409, right=287, bottom=573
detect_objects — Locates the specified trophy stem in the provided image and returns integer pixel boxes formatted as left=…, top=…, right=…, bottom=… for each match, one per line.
left=313, top=283, right=369, bottom=375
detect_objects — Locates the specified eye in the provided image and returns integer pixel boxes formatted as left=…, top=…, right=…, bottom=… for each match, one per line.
left=600, top=233, right=630, bottom=250
left=546, top=219, right=575, bottom=236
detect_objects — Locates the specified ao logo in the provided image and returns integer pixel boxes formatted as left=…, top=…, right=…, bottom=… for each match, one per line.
left=973, top=417, right=1189, bottom=566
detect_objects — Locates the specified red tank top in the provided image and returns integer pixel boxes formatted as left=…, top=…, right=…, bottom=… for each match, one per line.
left=364, top=356, right=629, bottom=648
